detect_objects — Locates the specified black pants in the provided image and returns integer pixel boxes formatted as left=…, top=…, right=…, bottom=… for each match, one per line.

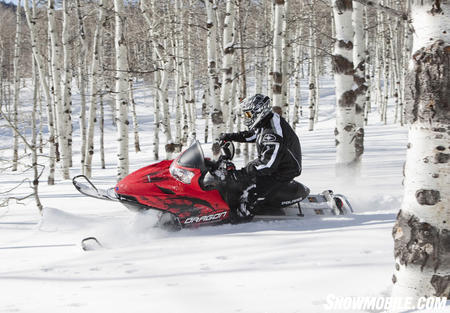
left=246, top=175, right=294, bottom=213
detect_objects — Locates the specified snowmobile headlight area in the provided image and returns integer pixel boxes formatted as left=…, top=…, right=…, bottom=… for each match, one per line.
left=169, top=162, right=195, bottom=184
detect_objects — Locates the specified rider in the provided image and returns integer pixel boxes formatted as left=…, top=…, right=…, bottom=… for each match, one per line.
left=219, top=94, right=303, bottom=219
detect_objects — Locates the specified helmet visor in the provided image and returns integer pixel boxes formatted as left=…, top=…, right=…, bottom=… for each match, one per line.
left=244, top=110, right=253, bottom=119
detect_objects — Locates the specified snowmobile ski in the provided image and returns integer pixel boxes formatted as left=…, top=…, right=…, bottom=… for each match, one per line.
left=73, top=175, right=118, bottom=202
left=81, top=237, right=104, bottom=251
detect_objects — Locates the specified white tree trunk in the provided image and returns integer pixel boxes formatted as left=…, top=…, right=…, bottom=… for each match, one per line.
left=24, top=0, right=57, bottom=185
left=84, top=0, right=105, bottom=178
left=12, top=0, right=22, bottom=172
left=31, top=57, right=43, bottom=212
left=219, top=0, right=235, bottom=130
left=364, top=6, right=371, bottom=126
left=281, top=0, right=290, bottom=119
left=48, top=0, right=70, bottom=180
left=308, top=9, right=317, bottom=132
left=187, top=2, right=196, bottom=141
left=152, top=51, right=161, bottom=160
left=76, top=0, right=88, bottom=172
left=129, top=79, right=141, bottom=153
left=205, top=0, right=221, bottom=141
left=99, top=93, right=105, bottom=169
left=292, top=27, right=302, bottom=130
left=391, top=2, right=450, bottom=308
left=62, top=0, right=73, bottom=167
left=352, top=1, right=367, bottom=165
left=140, top=0, right=160, bottom=159
left=271, top=0, right=284, bottom=107
left=158, top=40, right=174, bottom=159
left=332, top=0, right=356, bottom=168
left=114, top=0, right=129, bottom=180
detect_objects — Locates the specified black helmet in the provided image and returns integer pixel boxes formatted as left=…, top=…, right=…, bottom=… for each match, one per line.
left=242, top=94, right=271, bottom=130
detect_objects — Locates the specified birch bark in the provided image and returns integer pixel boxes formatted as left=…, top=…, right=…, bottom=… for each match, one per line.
left=352, top=0, right=367, bottom=165
left=12, top=0, right=21, bottom=172
left=24, top=0, right=57, bottom=185
left=114, top=0, right=129, bottom=180
left=84, top=0, right=106, bottom=178
left=391, top=2, right=450, bottom=306
left=218, top=0, right=235, bottom=137
left=62, top=0, right=73, bottom=167
left=271, top=0, right=284, bottom=107
left=205, top=0, right=221, bottom=140
left=332, top=0, right=356, bottom=169
left=48, top=0, right=70, bottom=179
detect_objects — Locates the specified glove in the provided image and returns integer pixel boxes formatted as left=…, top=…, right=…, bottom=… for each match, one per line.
left=228, top=168, right=248, bottom=184
left=218, top=133, right=232, bottom=144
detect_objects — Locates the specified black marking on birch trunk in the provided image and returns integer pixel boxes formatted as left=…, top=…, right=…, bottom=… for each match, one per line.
left=430, top=0, right=442, bottom=15
left=165, top=143, right=182, bottom=153
left=224, top=46, right=234, bottom=54
left=337, top=40, right=353, bottom=50
left=272, top=72, right=283, bottom=84
left=393, top=210, right=450, bottom=274
left=405, top=41, right=450, bottom=125
left=211, top=110, right=223, bottom=125
left=435, top=152, right=449, bottom=163
left=335, top=0, right=352, bottom=12
left=339, top=90, right=356, bottom=108
left=416, top=189, right=440, bottom=205
left=430, top=275, right=450, bottom=297
left=272, top=84, right=282, bottom=94
left=343, top=124, right=354, bottom=132
left=355, top=128, right=364, bottom=158
left=274, top=0, right=285, bottom=5
left=332, top=54, right=354, bottom=75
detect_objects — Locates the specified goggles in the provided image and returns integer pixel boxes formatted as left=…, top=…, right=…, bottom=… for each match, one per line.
left=244, top=110, right=253, bottom=119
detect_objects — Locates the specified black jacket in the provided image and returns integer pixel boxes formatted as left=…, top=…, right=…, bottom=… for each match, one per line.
left=226, top=112, right=302, bottom=180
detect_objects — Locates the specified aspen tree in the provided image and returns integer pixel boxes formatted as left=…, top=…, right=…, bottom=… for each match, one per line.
left=12, top=0, right=21, bottom=172
left=48, top=0, right=70, bottom=179
left=271, top=0, right=284, bottom=107
left=281, top=0, right=290, bottom=122
left=391, top=1, right=450, bottom=307
left=308, top=2, right=317, bottom=131
left=218, top=0, right=235, bottom=138
left=84, top=0, right=106, bottom=178
left=332, top=0, right=357, bottom=170
left=205, top=0, right=221, bottom=140
left=114, top=0, right=130, bottom=180
left=24, top=0, right=57, bottom=185
left=62, top=0, right=73, bottom=167
left=352, top=0, right=368, bottom=165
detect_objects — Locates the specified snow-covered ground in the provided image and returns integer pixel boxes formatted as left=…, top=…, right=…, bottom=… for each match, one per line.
left=0, top=79, right=447, bottom=313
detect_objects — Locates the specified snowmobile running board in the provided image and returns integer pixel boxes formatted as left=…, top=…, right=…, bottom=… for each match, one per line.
left=72, top=175, right=119, bottom=202
left=73, top=175, right=353, bottom=220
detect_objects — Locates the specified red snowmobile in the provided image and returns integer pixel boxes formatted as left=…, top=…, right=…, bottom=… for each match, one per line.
left=73, top=141, right=353, bottom=231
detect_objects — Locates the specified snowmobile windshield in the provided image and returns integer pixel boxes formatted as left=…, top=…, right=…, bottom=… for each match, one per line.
left=176, top=140, right=207, bottom=172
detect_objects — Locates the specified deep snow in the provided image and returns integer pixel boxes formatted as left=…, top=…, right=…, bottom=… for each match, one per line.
left=0, top=78, right=448, bottom=313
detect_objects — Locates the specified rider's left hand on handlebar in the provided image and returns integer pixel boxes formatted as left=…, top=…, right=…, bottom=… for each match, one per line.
left=218, top=133, right=232, bottom=145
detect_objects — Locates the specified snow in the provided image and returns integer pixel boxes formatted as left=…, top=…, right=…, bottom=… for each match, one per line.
left=1, top=78, right=448, bottom=313
left=411, top=4, right=450, bottom=54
